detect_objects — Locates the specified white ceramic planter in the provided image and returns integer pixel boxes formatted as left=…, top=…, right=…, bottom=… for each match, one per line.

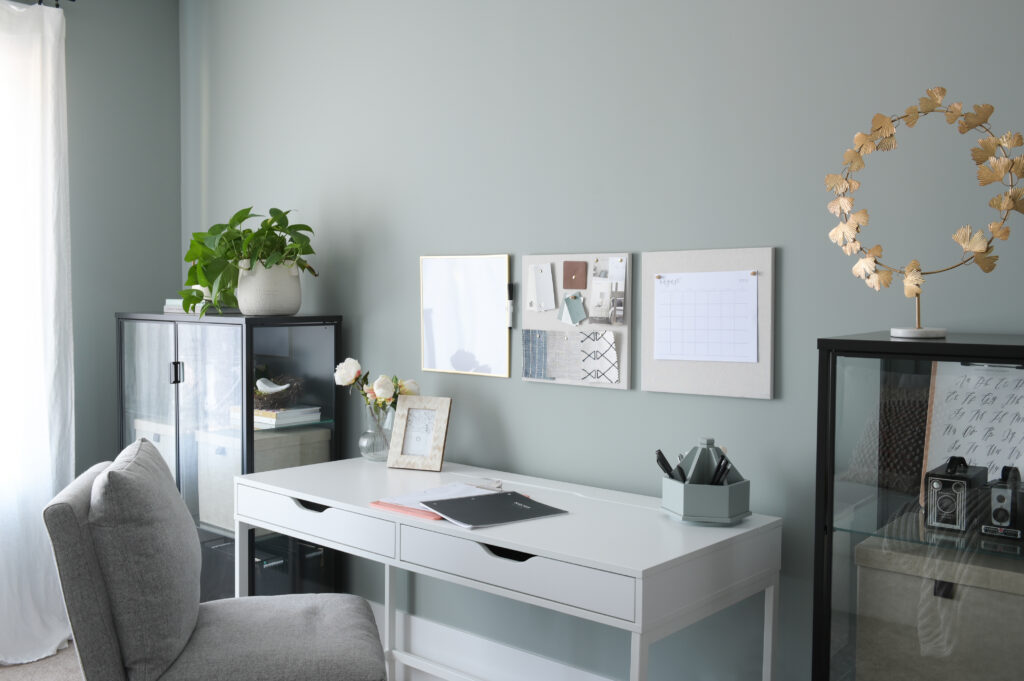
left=236, top=260, right=301, bottom=315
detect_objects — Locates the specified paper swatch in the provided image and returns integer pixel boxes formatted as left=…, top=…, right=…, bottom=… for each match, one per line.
left=563, top=294, right=587, bottom=325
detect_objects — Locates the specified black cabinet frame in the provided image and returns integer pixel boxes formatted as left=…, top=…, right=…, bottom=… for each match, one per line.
left=813, top=331, right=1024, bottom=680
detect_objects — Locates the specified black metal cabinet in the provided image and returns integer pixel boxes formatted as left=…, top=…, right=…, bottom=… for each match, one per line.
left=814, top=332, right=1024, bottom=681
left=117, top=313, right=342, bottom=600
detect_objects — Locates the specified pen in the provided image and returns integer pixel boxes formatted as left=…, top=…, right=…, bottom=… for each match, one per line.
left=670, top=463, right=687, bottom=483
left=715, top=461, right=732, bottom=485
left=711, top=454, right=732, bottom=485
left=655, top=450, right=674, bottom=477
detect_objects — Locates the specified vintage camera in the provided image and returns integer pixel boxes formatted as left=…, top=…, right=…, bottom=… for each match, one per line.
left=925, top=456, right=988, bottom=532
left=980, top=466, right=1023, bottom=540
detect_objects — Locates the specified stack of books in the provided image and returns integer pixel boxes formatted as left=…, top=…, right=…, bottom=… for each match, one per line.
left=253, top=405, right=321, bottom=428
left=229, top=404, right=322, bottom=428
left=164, top=298, right=191, bottom=313
left=163, top=298, right=239, bottom=314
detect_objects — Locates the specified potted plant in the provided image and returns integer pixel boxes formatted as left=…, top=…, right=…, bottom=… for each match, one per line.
left=180, top=207, right=318, bottom=316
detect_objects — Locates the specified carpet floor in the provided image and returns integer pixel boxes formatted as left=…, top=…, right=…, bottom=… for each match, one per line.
left=0, top=644, right=80, bottom=680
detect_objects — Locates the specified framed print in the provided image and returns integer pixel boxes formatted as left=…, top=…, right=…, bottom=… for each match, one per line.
left=387, top=395, right=453, bottom=471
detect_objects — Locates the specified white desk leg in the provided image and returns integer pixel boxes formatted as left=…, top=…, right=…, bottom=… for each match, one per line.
left=629, top=631, right=649, bottom=681
left=762, top=574, right=779, bottom=681
left=234, top=520, right=250, bottom=598
left=384, top=564, right=397, bottom=681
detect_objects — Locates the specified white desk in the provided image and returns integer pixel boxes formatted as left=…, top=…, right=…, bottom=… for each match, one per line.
left=234, top=458, right=782, bottom=681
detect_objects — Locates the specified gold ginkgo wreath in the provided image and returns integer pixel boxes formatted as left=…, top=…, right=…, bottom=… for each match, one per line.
left=826, top=86, right=1022, bottom=302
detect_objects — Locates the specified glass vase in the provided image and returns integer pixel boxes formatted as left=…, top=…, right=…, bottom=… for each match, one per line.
left=358, top=403, right=394, bottom=462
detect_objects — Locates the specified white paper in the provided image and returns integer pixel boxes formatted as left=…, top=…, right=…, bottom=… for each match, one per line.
left=532, top=263, right=556, bottom=312
left=653, top=270, right=757, bottom=363
left=608, top=257, right=627, bottom=284
left=378, top=483, right=500, bottom=510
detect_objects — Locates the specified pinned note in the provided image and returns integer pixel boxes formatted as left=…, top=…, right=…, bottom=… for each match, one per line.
left=529, top=263, right=556, bottom=312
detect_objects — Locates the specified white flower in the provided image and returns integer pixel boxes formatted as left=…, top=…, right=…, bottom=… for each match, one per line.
left=334, top=358, right=361, bottom=386
left=372, top=374, right=395, bottom=401
left=399, top=379, right=420, bottom=396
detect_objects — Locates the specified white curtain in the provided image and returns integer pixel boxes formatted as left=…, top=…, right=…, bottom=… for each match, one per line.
left=0, top=1, right=75, bottom=664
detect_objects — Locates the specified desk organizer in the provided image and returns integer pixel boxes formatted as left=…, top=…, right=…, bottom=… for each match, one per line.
left=661, top=437, right=751, bottom=525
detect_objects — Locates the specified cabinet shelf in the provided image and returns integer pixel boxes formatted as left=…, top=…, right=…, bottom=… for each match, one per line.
left=833, top=508, right=1024, bottom=562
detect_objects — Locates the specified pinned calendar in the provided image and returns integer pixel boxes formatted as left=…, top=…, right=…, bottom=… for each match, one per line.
left=641, top=248, right=774, bottom=399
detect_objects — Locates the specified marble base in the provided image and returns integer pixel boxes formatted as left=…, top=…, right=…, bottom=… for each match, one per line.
left=890, top=327, right=946, bottom=338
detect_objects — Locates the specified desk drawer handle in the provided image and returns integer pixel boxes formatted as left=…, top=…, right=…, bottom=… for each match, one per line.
left=294, top=499, right=329, bottom=513
left=482, top=543, right=535, bottom=562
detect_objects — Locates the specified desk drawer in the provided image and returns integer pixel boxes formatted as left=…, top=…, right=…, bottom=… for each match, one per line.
left=237, top=485, right=395, bottom=558
left=400, top=526, right=635, bottom=621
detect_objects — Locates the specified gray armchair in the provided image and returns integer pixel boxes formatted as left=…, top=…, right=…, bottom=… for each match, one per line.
left=43, top=439, right=385, bottom=681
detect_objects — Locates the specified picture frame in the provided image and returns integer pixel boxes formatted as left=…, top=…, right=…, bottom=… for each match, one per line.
left=387, top=395, right=453, bottom=471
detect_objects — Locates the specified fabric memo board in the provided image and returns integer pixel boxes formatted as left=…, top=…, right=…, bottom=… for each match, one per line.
left=521, top=252, right=630, bottom=389
left=640, top=247, right=774, bottom=399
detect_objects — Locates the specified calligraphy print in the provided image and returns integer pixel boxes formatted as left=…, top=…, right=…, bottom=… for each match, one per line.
left=923, top=362, right=1024, bottom=479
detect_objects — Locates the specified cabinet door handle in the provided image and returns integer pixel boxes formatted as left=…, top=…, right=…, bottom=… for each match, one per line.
left=169, top=361, right=184, bottom=384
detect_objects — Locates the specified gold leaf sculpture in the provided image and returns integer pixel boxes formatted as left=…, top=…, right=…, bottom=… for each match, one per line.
left=824, top=87, right=1021, bottom=330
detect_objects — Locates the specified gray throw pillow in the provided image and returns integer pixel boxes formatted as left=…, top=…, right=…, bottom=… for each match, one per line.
left=89, top=438, right=201, bottom=681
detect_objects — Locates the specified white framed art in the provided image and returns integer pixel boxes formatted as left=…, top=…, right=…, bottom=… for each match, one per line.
left=387, top=395, right=452, bottom=471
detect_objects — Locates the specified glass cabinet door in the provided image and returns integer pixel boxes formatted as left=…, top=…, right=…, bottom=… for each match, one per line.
left=247, top=323, right=337, bottom=596
left=120, top=320, right=176, bottom=479
left=117, top=314, right=341, bottom=602
left=250, top=323, right=336, bottom=472
left=176, top=322, right=242, bottom=532
left=828, top=354, right=1023, bottom=681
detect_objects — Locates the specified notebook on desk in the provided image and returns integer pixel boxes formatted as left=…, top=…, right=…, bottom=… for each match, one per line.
left=422, top=491, right=567, bottom=529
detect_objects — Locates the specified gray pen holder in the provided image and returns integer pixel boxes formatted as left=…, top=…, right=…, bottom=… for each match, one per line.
left=662, top=477, right=750, bottom=525
left=661, top=437, right=751, bottom=525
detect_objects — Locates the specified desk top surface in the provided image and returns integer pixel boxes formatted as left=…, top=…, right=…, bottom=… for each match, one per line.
left=238, top=458, right=781, bottom=576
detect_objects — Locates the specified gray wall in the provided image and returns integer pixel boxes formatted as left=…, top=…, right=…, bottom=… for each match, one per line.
left=61, top=0, right=182, bottom=473
left=178, top=1, right=1024, bottom=679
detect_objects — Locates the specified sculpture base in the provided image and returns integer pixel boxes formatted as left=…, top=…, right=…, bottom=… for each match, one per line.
left=890, top=327, right=946, bottom=339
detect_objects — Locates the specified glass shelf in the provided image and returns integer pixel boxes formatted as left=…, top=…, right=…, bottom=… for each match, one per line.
left=834, top=507, right=1024, bottom=562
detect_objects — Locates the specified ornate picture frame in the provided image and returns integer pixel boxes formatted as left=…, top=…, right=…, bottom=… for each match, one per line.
left=387, top=395, right=452, bottom=471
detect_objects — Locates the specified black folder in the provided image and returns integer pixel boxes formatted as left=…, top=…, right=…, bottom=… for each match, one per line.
left=422, top=491, right=567, bottom=529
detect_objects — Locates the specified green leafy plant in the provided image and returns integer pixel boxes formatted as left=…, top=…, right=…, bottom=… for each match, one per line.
left=180, top=207, right=318, bottom=316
